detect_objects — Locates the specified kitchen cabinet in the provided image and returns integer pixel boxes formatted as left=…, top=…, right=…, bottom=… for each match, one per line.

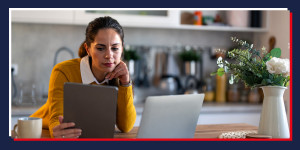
left=11, top=9, right=268, bottom=32
left=11, top=10, right=74, bottom=24
left=10, top=10, right=180, bottom=28
left=73, top=10, right=180, bottom=28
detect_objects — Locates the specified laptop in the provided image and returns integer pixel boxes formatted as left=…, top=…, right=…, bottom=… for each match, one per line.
left=63, top=82, right=118, bottom=138
left=137, top=94, right=204, bottom=138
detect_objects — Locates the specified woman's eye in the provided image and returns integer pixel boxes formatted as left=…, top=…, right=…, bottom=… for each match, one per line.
left=112, top=48, right=119, bottom=51
left=97, top=47, right=104, bottom=51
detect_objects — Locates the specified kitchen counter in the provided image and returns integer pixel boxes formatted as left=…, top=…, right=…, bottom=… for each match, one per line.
left=135, top=102, right=262, bottom=115
left=11, top=102, right=262, bottom=130
left=11, top=102, right=262, bottom=116
left=12, top=123, right=258, bottom=139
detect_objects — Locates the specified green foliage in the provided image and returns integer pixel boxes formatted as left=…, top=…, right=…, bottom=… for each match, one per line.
left=211, top=37, right=290, bottom=88
left=179, top=50, right=200, bottom=61
left=263, top=48, right=281, bottom=61
left=124, top=50, right=139, bottom=61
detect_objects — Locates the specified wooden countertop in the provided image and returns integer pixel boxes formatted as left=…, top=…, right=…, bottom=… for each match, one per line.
left=12, top=123, right=258, bottom=139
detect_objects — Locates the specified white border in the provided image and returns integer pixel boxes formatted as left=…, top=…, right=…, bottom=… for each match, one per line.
left=8, top=7, right=288, bottom=137
left=9, top=8, right=12, bottom=136
left=10, top=8, right=288, bottom=10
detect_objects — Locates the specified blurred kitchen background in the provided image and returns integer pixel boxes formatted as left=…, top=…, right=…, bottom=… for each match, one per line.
left=10, top=9, right=290, bottom=129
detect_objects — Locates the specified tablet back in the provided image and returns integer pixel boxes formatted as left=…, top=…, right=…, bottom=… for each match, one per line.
left=63, top=82, right=118, bottom=138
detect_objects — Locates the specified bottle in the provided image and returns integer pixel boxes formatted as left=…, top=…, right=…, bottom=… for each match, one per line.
left=215, top=74, right=226, bottom=102
left=227, top=83, right=240, bottom=102
left=194, top=11, right=202, bottom=26
left=240, top=86, right=249, bottom=103
left=248, top=88, right=260, bottom=104
left=203, top=77, right=214, bottom=102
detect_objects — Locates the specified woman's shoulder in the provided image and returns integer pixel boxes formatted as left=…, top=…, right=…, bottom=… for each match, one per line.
left=53, top=58, right=81, bottom=71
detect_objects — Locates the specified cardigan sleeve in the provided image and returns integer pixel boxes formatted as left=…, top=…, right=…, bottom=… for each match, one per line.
left=116, top=85, right=136, bottom=132
left=47, top=67, right=69, bottom=138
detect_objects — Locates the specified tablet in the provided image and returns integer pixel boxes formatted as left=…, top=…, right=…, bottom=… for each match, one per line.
left=63, top=82, right=118, bottom=138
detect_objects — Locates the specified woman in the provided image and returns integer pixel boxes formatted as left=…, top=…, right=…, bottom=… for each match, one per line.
left=30, top=16, right=136, bottom=138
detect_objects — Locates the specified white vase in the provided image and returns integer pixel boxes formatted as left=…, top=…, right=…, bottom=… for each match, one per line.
left=258, top=86, right=290, bottom=138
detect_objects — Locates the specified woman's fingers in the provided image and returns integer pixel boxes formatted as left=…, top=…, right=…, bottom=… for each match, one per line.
left=52, top=122, right=82, bottom=138
left=106, top=61, right=129, bottom=80
left=60, top=128, right=82, bottom=138
left=58, top=116, right=64, bottom=124
left=113, top=70, right=127, bottom=80
left=61, top=132, right=82, bottom=138
left=106, top=67, right=122, bottom=80
left=59, top=122, right=76, bottom=130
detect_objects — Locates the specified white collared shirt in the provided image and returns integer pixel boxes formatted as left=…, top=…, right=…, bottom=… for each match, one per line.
left=80, top=55, right=108, bottom=85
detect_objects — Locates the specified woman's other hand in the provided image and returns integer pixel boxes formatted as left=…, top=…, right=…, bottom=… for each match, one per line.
left=105, top=61, right=130, bottom=85
left=52, top=116, right=82, bottom=138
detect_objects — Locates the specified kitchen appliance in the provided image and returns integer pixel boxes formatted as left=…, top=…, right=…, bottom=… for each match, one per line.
left=184, top=75, right=198, bottom=94
left=159, top=75, right=184, bottom=94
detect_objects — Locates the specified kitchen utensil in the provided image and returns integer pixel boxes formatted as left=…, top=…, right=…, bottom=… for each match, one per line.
left=269, top=36, right=276, bottom=52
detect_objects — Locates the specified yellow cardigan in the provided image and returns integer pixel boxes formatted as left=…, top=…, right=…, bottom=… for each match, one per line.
left=30, top=58, right=136, bottom=138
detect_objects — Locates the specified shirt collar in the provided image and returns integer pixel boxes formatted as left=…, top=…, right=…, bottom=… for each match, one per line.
left=80, top=55, right=109, bottom=85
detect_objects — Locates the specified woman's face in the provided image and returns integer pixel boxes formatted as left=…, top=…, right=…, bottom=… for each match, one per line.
left=86, top=28, right=123, bottom=74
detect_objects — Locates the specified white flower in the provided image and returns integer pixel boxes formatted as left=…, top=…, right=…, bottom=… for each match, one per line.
left=266, top=57, right=290, bottom=74
left=229, top=74, right=234, bottom=84
left=224, top=66, right=229, bottom=72
left=217, top=56, right=223, bottom=68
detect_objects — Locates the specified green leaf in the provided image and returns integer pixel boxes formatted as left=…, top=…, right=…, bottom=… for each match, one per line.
left=285, top=81, right=289, bottom=87
left=263, top=53, right=271, bottom=61
left=270, top=48, right=281, bottom=58
left=266, top=79, right=272, bottom=84
left=217, top=68, right=225, bottom=76
left=274, top=76, right=283, bottom=83
left=210, top=71, right=217, bottom=76
left=278, top=79, right=285, bottom=86
left=261, top=79, right=267, bottom=85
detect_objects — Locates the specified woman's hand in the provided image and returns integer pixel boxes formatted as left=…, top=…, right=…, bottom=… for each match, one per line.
left=105, top=61, right=130, bottom=85
left=52, top=116, right=82, bottom=138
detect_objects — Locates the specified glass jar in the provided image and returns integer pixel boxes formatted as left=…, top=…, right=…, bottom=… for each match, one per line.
left=248, top=87, right=260, bottom=103
left=227, top=83, right=240, bottom=102
left=203, top=77, right=214, bottom=102
left=240, top=86, right=249, bottom=103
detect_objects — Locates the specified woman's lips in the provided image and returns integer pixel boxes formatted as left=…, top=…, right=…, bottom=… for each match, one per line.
left=103, top=63, right=113, bottom=67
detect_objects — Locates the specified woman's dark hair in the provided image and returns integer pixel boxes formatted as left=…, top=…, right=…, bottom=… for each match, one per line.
left=78, top=16, right=124, bottom=58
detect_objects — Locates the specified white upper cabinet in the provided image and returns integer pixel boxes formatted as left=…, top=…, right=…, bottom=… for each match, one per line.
left=73, top=10, right=181, bottom=28
left=11, top=10, right=74, bottom=24
left=10, top=9, right=268, bottom=32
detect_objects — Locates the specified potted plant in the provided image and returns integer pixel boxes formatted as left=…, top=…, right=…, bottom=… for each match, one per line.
left=179, top=46, right=200, bottom=75
left=123, top=45, right=139, bottom=77
left=211, top=37, right=290, bottom=138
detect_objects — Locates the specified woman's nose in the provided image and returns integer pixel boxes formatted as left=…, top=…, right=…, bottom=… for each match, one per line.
left=105, top=49, right=113, bottom=59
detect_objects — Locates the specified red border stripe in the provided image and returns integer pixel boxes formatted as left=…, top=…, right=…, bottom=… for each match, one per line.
left=13, top=138, right=293, bottom=141
left=289, top=12, right=293, bottom=140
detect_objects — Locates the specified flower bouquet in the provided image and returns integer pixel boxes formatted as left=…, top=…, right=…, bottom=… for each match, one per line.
left=211, top=37, right=290, bottom=88
left=211, top=37, right=290, bottom=138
